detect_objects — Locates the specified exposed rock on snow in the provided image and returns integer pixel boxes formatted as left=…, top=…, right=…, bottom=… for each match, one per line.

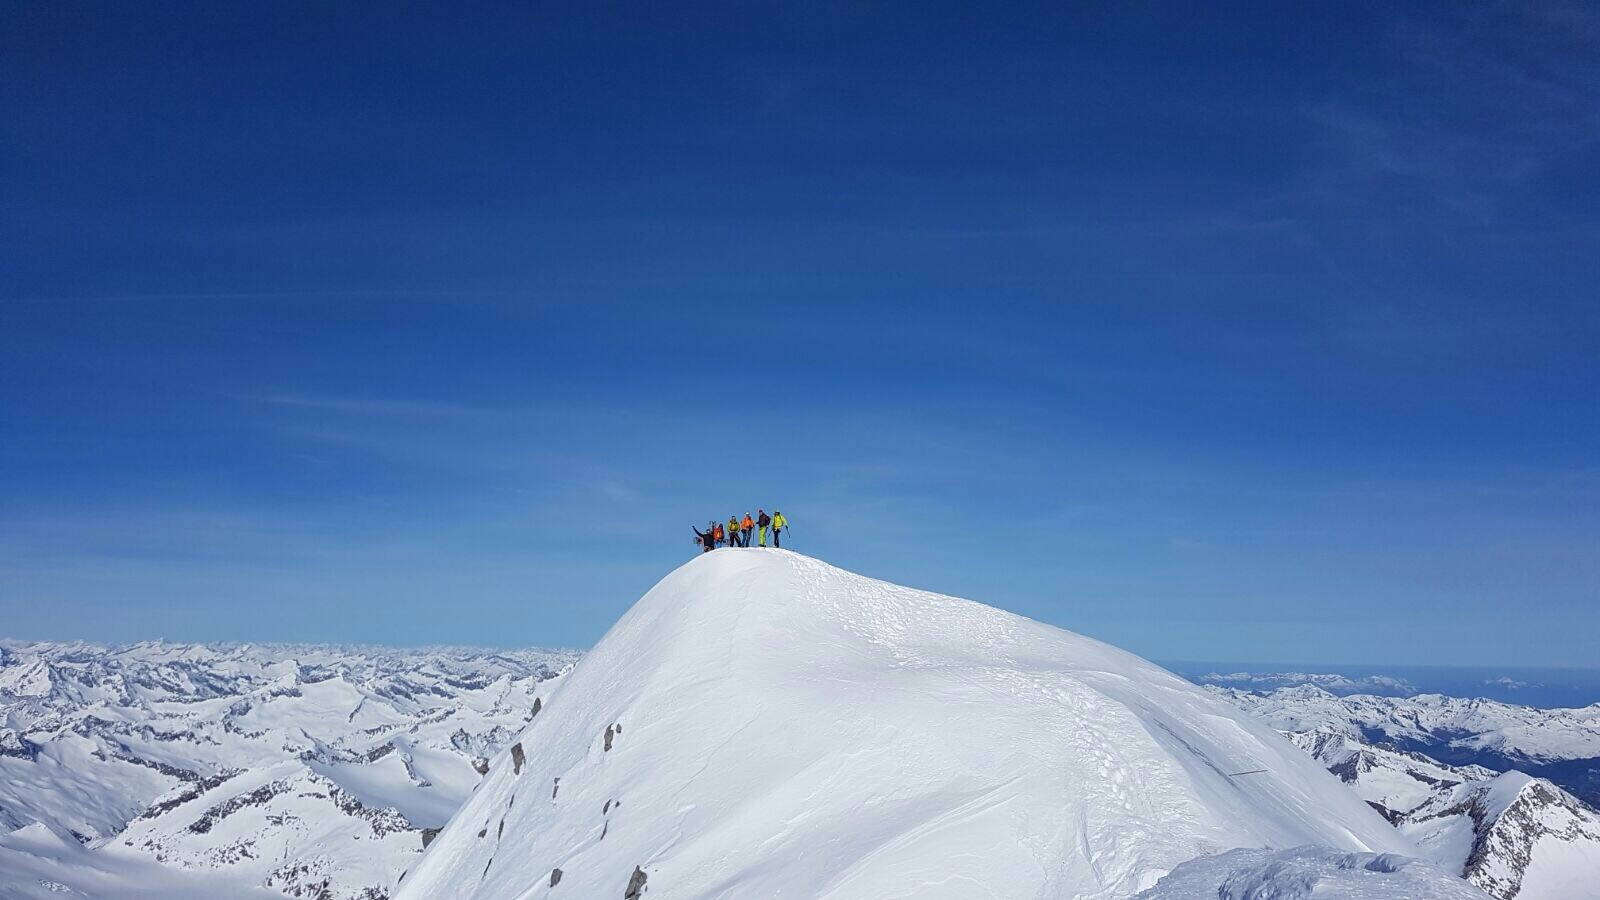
left=625, top=864, right=648, bottom=898
left=398, top=550, right=1417, bottom=899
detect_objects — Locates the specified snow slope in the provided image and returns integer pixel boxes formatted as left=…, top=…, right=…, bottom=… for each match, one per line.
left=399, top=549, right=1419, bottom=899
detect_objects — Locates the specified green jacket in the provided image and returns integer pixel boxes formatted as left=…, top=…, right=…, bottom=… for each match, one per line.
left=772, top=513, right=787, bottom=530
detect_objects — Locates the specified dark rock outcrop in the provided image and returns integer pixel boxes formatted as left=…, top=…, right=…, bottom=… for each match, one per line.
left=624, top=865, right=647, bottom=898
left=510, top=742, right=525, bottom=775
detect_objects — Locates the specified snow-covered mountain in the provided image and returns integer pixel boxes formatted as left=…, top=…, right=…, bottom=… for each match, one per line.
left=1288, top=730, right=1501, bottom=824
left=1402, top=771, right=1600, bottom=900
left=1194, top=670, right=1420, bottom=696
left=1210, top=684, right=1600, bottom=804
left=10, top=553, right=1591, bottom=898
left=1240, top=712, right=1600, bottom=898
left=0, top=641, right=577, bottom=898
left=397, top=549, right=1477, bottom=899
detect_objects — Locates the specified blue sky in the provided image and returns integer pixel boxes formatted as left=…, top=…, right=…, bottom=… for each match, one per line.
left=2, top=2, right=1596, bottom=666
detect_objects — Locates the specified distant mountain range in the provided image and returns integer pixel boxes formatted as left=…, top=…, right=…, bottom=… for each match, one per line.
left=1208, top=683, right=1600, bottom=806
left=1211, top=684, right=1600, bottom=899
left=2, top=633, right=1597, bottom=898
left=0, top=640, right=577, bottom=899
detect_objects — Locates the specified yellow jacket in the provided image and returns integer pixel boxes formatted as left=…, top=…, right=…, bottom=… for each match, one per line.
left=772, top=513, right=787, bottom=530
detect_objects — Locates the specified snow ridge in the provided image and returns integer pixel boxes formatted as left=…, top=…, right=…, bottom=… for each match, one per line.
left=399, top=550, right=1419, bottom=899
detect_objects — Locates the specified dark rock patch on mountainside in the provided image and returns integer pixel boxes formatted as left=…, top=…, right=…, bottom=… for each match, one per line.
left=624, top=865, right=647, bottom=898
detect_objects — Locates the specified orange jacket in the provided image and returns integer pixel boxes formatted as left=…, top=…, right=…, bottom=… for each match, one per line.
left=741, top=516, right=754, bottom=529
left=713, top=523, right=724, bottom=540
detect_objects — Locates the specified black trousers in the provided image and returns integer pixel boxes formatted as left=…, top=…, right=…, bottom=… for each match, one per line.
left=773, top=528, right=781, bottom=548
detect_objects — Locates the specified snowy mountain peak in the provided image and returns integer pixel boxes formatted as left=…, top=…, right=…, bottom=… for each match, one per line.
left=1403, top=770, right=1600, bottom=900
left=399, top=550, right=1424, bottom=899
left=1260, top=709, right=1600, bottom=899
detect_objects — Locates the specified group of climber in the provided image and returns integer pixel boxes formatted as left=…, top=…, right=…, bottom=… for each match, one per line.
left=692, top=509, right=788, bottom=553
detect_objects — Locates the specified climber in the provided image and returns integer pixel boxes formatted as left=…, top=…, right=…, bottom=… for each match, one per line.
left=691, top=524, right=715, bottom=553
left=728, top=515, right=742, bottom=547
left=713, top=520, right=725, bottom=547
left=741, top=513, right=754, bottom=547
left=757, top=509, right=771, bottom=547
left=772, top=510, right=788, bottom=548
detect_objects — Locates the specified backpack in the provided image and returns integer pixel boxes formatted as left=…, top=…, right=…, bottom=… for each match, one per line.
left=758, top=512, right=770, bottom=527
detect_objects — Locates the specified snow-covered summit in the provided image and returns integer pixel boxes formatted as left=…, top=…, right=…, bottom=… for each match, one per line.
left=400, top=549, right=1424, bottom=899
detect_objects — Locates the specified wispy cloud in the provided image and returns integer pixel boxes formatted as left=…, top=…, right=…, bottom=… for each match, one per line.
left=1294, top=9, right=1597, bottom=226
left=250, top=393, right=521, bottom=419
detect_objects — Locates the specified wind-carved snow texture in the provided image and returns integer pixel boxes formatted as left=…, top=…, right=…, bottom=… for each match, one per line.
left=0, top=641, right=577, bottom=899
left=398, top=549, right=1423, bottom=899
